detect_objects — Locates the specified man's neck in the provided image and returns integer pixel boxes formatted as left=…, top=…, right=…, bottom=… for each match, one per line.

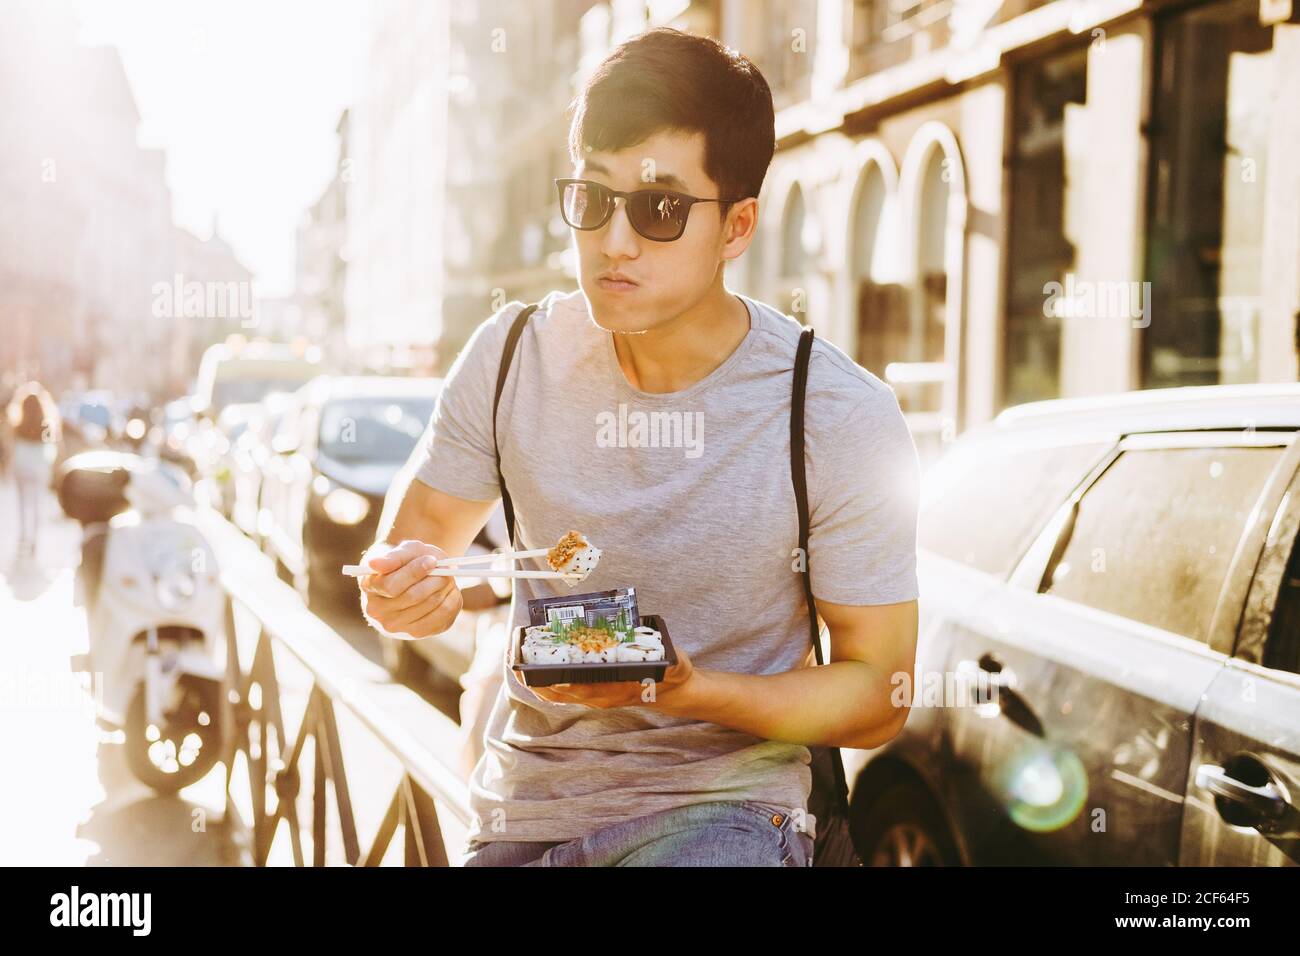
left=610, top=285, right=751, bottom=394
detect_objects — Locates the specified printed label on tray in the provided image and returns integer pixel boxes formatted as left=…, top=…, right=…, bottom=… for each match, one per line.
left=527, top=586, right=640, bottom=630
left=546, top=605, right=584, bottom=623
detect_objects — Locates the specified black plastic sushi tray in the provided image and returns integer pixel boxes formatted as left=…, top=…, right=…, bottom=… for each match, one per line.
left=510, top=614, right=677, bottom=687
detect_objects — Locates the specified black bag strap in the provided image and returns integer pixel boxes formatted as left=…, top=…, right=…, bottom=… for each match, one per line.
left=493, top=303, right=540, bottom=549
left=791, top=325, right=852, bottom=814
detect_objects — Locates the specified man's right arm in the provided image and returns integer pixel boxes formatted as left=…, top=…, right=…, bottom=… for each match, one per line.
left=357, top=465, right=499, bottom=639
left=359, top=298, right=529, bottom=638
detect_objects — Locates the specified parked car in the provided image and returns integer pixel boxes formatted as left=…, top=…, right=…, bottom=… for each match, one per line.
left=229, top=392, right=295, bottom=542
left=210, top=402, right=262, bottom=518
left=157, top=396, right=200, bottom=477
left=846, top=383, right=1300, bottom=866
left=193, top=338, right=321, bottom=422
left=255, top=374, right=512, bottom=685
left=258, top=375, right=442, bottom=604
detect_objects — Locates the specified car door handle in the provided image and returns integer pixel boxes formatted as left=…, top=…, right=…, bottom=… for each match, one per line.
left=1194, top=764, right=1290, bottom=822
left=958, top=655, right=1045, bottom=737
left=964, top=653, right=1018, bottom=696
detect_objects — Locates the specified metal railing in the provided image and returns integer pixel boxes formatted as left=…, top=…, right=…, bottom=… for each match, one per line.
left=197, top=509, right=472, bottom=866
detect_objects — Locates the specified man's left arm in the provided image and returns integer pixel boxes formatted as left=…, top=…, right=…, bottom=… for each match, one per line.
left=662, top=382, right=922, bottom=747
left=657, top=597, right=918, bottom=749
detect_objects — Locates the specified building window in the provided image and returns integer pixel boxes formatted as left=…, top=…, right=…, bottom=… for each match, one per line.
left=1004, top=46, right=1088, bottom=408
left=1143, top=0, right=1277, bottom=388
left=776, top=183, right=812, bottom=318
left=912, top=146, right=950, bottom=414
left=760, top=0, right=817, bottom=108
left=852, top=162, right=908, bottom=381
left=847, top=0, right=953, bottom=80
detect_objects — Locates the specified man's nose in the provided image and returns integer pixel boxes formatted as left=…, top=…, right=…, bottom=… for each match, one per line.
left=599, top=196, right=640, bottom=259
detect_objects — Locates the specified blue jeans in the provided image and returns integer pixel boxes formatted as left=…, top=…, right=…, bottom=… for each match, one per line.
left=461, top=800, right=814, bottom=867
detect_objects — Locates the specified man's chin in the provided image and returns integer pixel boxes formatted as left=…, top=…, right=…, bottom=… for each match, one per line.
left=584, top=296, right=652, bottom=334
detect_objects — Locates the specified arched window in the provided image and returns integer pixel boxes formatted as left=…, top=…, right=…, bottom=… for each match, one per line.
left=898, top=123, right=968, bottom=467
left=847, top=153, right=907, bottom=381
left=916, top=146, right=950, bottom=382
left=774, top=181, right=814, bottom=319
left=781, top=184, right=808, bottom=277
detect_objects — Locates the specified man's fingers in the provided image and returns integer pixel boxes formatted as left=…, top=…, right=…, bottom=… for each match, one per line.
left=361, top=556, right=400, bottom=576
left=359, top=540, right=445, bottom=587
left=367, top=553, right=440, bottom=599
left=388, top=584, right=462, bottom=636
left=386, top=571, right=455, bottom=614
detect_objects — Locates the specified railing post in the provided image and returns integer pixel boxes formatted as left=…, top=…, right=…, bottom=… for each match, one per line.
left=402, top=775, right=449, bottom=867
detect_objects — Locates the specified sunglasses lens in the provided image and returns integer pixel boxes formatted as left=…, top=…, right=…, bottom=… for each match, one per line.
left=628, top=190, right=688, bottom=240
left=561, top=181, right=610, bottom=230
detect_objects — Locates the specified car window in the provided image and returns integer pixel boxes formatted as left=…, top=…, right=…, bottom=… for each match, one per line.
left=1264, top=528, right=1300, bottom=676
left=1043, top=446, right=1284, bottom=644
left=317, top=398, right=436, bottom=463
left=919, top=440, right=1111, bottom=579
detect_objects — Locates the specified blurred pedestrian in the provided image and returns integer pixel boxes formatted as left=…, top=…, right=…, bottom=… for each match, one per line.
left=7, top=382, right=61, bottom=558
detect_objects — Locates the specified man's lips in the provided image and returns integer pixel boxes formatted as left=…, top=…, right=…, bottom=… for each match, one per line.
left=597, top=274, right=639, bottom=292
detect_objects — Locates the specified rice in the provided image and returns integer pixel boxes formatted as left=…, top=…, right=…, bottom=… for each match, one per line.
left=615, top=642, right=664, bottom=662
left=522, top=643, right=571, bottom=665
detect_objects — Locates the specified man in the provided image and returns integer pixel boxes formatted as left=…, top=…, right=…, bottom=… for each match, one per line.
left=359, top=27, right=920, bottom=867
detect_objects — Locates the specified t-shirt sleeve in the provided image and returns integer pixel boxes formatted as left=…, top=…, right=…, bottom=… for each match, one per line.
left=411, top=301, right=527, bottom=502
left=805, top=384, right=921, bottom=605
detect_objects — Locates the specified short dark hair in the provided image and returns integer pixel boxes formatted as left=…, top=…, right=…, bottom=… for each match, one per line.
left=567, top=27, right=775, bottom=215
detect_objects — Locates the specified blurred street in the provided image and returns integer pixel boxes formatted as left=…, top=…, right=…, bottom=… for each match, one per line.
left=0, top=474, right=467, bottom=867
left=0, top=475, right=237, bottom=865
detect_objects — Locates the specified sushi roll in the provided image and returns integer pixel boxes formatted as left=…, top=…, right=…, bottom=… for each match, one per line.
left=616, top=642, right=664, bottom=662
left=572, top=642, right=617, bottom=663
left=523, top=625, right=559, bottom=644
left=632, top=626, right=663, bottom=647
left=522, top=643, right=571, bottom=665
left=547, top=531, right=602, bottom=586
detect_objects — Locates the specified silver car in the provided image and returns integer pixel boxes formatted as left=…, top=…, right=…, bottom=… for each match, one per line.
left=846, top=383, right=1300, bottom=866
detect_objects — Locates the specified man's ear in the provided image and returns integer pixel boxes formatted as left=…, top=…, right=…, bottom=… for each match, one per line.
left=723, top=197, right=759, bottom=260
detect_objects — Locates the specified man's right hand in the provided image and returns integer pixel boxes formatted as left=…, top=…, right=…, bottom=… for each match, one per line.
left=357, top=539, right=464, bottom=639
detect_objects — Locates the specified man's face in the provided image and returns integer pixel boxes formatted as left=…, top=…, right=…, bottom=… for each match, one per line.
left=570, top=129, right=750, bottom=333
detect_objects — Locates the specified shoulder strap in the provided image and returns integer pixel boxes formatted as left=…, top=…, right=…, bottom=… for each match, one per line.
left=790, top=325, right=852, bottom=812
left=791, top=327, right=820, bottom=663
left=492, top=303, right=540, bottom=549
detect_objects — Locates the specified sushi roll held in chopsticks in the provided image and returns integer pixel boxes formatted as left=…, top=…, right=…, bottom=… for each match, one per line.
left=342, top=530, right=602, bottom=584
left=546, top=530, right=602, bottom=586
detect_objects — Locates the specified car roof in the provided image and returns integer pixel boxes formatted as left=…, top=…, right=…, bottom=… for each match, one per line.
left=301, top=375, right=444, bottom=403
left=990, top=383, right=1300, bottom=438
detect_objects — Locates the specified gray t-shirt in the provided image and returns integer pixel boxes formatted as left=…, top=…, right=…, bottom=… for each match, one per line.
left=413, top=287, right=921, bottom=844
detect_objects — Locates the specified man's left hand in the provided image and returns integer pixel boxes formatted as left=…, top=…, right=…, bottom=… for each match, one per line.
left=520, top=645, right=695, bottom=710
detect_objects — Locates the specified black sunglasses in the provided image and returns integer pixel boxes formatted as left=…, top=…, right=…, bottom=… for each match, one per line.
left=555, top=178, right=747, bottom=242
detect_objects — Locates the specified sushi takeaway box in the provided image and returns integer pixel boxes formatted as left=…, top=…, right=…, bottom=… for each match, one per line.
left=510, top=614, right=678, bottom=687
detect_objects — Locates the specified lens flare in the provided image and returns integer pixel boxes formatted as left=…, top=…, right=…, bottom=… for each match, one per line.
left=993, top=741, right=1089, bottom=832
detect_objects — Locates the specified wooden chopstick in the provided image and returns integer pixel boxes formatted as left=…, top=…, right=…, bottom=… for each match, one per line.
left=341, top=563, right=576, bottom=581
left=432, top=547, right=551, bottom=567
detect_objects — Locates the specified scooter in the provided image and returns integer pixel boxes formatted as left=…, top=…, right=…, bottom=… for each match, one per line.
left=57, top=451, right=226, bottom=793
